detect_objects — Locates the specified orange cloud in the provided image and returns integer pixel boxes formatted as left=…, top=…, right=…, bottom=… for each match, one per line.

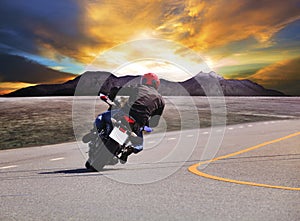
left=49, top=75, right=76, bottom=84
left=0, top=75, right=75, bottom=95
left=83, top=1, right=299, bottom=62
left=157, top=0, right=300, bottom=51
left=0, top=82, right=37, bottom=95
left=29, top=0, right=300, bottom=68
left=248, top=57, right=300, bottom=95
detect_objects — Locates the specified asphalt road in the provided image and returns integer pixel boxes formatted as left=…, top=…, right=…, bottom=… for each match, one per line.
left=0, top=119, right=299, bottom=221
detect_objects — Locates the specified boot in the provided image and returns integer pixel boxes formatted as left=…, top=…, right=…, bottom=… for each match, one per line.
left=82, top=131, right=96, bottom=143
left=82, top=126, right=99, bottom=143
left=107, top=156, right=119, bottom=165
left=120, top=146, right=134, bottom=164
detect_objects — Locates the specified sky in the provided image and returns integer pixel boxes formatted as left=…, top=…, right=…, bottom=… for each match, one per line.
left=0, top=0, right=299, bottom=95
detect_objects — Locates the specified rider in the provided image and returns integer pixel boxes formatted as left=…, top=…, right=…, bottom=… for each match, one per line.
left=95, top=73, right=165, bottom=163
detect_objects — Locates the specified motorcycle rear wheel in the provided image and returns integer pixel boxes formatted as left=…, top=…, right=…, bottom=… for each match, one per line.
left=85, top=161, right=97, bottom=172
left=87, top=138, right=119, bottom=171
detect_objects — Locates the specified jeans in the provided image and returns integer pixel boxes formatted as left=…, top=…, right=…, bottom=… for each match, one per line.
left=95, top=110, right=143, bottom=153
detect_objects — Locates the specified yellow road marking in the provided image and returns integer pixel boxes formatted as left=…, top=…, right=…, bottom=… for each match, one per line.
left=188, top=131, right=300, bottom=191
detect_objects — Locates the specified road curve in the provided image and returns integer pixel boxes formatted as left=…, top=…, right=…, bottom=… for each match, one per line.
left=1, top=119, right=299, bottom=221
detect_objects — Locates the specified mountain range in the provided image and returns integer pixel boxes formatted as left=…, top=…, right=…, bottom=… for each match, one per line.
left=3, top=70, right=285, bottom=97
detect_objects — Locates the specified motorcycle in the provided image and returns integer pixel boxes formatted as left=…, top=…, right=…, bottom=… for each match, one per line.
left=82, top=95, right=150, bottom=171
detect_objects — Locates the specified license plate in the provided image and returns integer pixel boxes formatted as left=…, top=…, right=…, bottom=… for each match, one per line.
left=109, top=127, right=128, bottom=145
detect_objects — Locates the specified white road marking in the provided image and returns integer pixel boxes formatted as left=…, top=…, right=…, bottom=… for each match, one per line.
left=0, top=165, right=18, bottom=170
left=248, top=124, right=253, bottom=127
left=202, top=131, right=209, bottom=135
left=167, top=137, right=177, bottom=141
left=228, top=127, right=234, bottom=130
left=238, top=126, right=244, bottom=129
left=263, top=122, right=269, bottom=125
left=147, top=141, right=156, bottom=144
left=186, top=134, right=194, bottom=137
left=50, top=157, right=65, bottom=161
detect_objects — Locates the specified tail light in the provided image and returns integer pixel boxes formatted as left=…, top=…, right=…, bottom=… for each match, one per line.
left=123, top=115, right=135, bottom=124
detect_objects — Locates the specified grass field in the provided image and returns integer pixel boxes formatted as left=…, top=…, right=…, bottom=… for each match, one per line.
left=1, top=96, right=299, bottom=150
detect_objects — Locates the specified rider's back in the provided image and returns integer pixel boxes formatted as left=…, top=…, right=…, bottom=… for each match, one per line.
left=122, top=84, right=165, bottom=127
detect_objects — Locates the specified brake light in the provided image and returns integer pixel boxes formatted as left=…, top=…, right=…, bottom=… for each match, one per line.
left=119, top=127, right=126, bottom=133
left=100, top=95, right=108, bottom=101
left=124, top=115, right=135, bottom=124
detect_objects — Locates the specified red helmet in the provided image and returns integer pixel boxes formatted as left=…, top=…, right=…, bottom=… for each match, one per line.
left=141, top=73, right=160, bottom=89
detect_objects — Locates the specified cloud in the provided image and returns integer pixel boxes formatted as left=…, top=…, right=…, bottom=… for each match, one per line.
left=1, top=0, right=299, bottom=66
left=0, top=82, right=36, bottom=95
left=0, top=0, right=298, bottom=95
left=0, top=0, right=97, bottom=63
left=0, top=53, right=76, bottom=84
left=157, top=0, right=300, bottom=51
left=217, top=63, right=267, bottom=79
left=248, top=57, right=300, bottom=95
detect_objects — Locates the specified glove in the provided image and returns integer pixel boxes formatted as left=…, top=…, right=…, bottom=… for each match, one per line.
left=143, top=126, right=153, bottom=133
left=99, top=94, right=108, bottom=101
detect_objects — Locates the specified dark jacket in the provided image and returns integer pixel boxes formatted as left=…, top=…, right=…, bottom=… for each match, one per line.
left=110, top=85, right=165, bottom=127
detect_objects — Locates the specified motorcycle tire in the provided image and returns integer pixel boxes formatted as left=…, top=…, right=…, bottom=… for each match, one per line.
left=85, top=161, right=97, bottom=172
left=88, top=139, right=118, bottom=171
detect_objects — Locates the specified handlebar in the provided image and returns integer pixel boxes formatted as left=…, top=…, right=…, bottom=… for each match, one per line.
left=99, top=93, right=119, bottom=108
